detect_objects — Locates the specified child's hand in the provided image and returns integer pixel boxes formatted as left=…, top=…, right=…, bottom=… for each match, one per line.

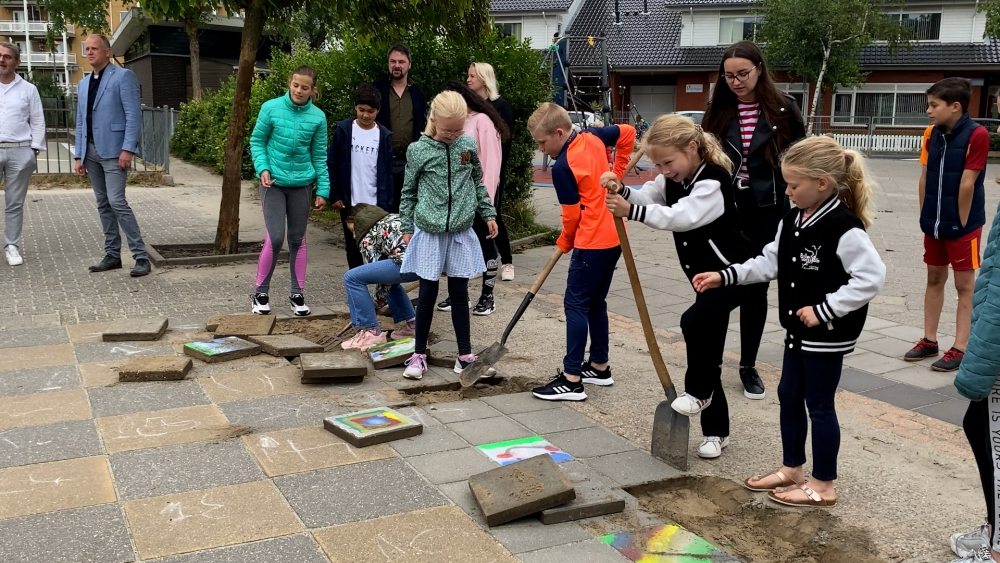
left=797, top=307, right=820, bottom=327
left=599, top=171, right=620, bottom=193
left=692, top=272, right=722, bottom=293
left=486, top=220, right=499, bottom=239
left=605, top=193, right=630, bottom=218
left=403, top=233, right=412, bottom=245
left=314, top=196, right=327, bottom=210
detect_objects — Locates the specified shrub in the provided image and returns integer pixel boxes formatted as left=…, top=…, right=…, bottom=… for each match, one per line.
left=990, top=133, right=1000, bottom=152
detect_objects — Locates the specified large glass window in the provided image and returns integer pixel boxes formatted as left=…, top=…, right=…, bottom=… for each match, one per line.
left=832, top=89, right=933, bottom=126
left=495, top=22, right=523, bottom=41
left=833, top=93, right=853, bottom=123
left=890, top=12, right=941, bottom=40
left=719, top=16, right=761, bottom=44
left=854, top=93, right=895, bottom=125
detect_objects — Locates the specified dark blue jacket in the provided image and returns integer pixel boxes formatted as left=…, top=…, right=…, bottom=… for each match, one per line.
left=372, top=77, right=426, bottom=160
left=920, top=113, right=987, bottom=240
left=327, top=118, right=394, bottom=210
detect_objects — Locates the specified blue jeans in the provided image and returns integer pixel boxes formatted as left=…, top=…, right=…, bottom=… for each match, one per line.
left=778, top=348, right=843, bottom=481
left=563, top=246, right=621, bottom=375
left=344, top=259, right=419, bottom=330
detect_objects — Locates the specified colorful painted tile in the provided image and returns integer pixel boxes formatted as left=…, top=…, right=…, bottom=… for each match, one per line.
left=366, top=337, right=414, bottom=369
left=323, top=407, right=422, bottom=447
left=184, top=337, right=260, bottom=363
left=602, top=524, right=741, bottom=562
left=477, top=435, right=575, bottom=466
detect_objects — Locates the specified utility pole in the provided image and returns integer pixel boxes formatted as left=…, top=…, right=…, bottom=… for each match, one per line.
left=23, top=0, right=31, bottom=76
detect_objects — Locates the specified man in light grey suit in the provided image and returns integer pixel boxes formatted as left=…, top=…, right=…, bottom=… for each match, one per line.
left=74, top=34, right=149, bottom=277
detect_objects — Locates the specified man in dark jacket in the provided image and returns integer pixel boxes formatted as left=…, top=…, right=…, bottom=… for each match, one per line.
left=372, top=43, right=426, bottom=213
left=328, top=83, right=394, bottom=269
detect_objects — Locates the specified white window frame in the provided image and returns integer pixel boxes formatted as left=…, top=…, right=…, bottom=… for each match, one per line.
left=494, top=19, right=523, bottom=41
left=119, top=11, right=129, bottom=22
left=883, top=6, right=943, bottom=43
left=718, top=14, right=762, bottom=45
left=829, top=83, right=934, bottom=127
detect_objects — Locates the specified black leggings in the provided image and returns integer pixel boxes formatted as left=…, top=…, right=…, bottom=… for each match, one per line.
left=415, top=276, right=471, bottom=356
left=472, top=214, right=499, bottom=298
left=493, top=181, right=513, bottom=264
left=965, top=393, right=1000, bottom=549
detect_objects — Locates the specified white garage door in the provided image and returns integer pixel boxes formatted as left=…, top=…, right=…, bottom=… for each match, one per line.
left=630, top=85, right=676, bottom=122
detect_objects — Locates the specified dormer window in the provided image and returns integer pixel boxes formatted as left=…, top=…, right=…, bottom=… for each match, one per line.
left=889, top=12, right=941, bottom=41
left=719, top=16, right=761, bottom=44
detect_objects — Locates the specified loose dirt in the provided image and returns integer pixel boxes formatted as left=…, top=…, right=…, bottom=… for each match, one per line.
left=156, top=242, right=266, bottom=258
left=408, top=375, right=547, bottom=405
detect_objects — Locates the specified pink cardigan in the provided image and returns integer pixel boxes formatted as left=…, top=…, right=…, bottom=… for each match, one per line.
left=466, top=111, right=502, bottom=203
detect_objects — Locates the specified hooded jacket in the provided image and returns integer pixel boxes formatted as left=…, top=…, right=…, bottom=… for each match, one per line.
left=327, top=118, right=394, bottom=209
left=249, top=92, right=330, bottom=198
left=956, top=200, right=1000, bottom=401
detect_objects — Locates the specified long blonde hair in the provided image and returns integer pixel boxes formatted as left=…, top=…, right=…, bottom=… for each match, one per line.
left=424, top=91, right=468, bottom=138
left=781, top=135, right=876, bottom=228
left=470, top=62, right=500, bottom=101
left=642, top=114, right=733, bottom=173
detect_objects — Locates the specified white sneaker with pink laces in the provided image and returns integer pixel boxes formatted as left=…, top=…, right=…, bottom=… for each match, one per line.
left=403, top=353, right=428, bottom=380
left=341, top=329, right=387, bottom=351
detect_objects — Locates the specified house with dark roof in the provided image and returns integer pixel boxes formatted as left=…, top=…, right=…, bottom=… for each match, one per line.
left=490, top=0, right=587, bottom=49
left=565, top=0, right=1000, bottom=123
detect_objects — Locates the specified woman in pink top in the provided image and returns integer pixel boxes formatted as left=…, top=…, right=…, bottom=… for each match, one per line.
left=439, top=81, right=510, bottom=316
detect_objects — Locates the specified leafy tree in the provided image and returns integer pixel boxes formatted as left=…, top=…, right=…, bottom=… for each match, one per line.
left=981, top=0, right=1000, bottom=39
left=754, top=0, right=910, bottom=134
left=139, top=1, right=218, bottom=100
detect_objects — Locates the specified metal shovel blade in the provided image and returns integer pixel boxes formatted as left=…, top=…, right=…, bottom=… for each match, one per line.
left=459, top=342, right=508, bottom=387
left=650, top=385, right=689, bottom=472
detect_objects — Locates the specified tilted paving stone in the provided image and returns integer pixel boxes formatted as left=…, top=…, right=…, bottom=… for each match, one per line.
left=247, top=334, right=323, bottom=357
left=538, top=460, right=628, bottom=524
left=184, top=337, right=261, bottom=363
left=118, top=356, right=193, bottom=381
left=468, top=454, right=576, bottom=527
left=102, top=318, right=169, bottom=341
left=212, top=314, right=276, bottom=339
left=299, top=350, right=368, bottom=381
left=582, top=450, right=683, bottom=488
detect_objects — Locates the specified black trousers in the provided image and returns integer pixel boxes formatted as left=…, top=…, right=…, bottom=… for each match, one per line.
left=415, top=276, right=471, bottom=356
left=493, top=179, right=513, bottom=264
left=965, top=387, right=1000, bottom=549
left=472, top=214, right=499, bottom=298
left=341, top=213, right=363, bottom=270
left=390, top=168, right=405, bottom=214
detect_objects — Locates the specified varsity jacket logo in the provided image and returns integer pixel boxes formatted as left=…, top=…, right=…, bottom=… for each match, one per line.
left=800, top=246, right=821, bottom=271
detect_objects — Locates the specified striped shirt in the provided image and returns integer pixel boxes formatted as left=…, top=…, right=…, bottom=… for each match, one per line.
left=736, top=100, right=759, bottom=180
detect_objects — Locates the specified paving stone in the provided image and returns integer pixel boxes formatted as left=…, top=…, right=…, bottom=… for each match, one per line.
left=518, top=538, right=630, bottom=563
left=311, top=505, right=518, bottom=563
left=88, top=379, right=212, bottom=417
left=584, top=450, right=683, bottom=488
left=837, top=367, right=896, bottom=394
left=118, top=355, right=193, bottom=382
left=366, top=337, right=415, bottom=369
left=879, top=364, right=959, bottom=390
left=213, top=314, right=276, bottom=338
left=863, top=316, right=900, bottom=331
left=72, top=341, right=176, bottom=364
left=873, top=324, right=924, bottom=342
left=468, top=454, right=576, bottom=527
left=601, top=523, right=739, bottom=562
left=147, top=534, right=330, bottom=563
left=376, top=367, right=456, bottom=392
left=324, top=407, right=423, bottom=447
left=102, top=318, right=169, bottom=341
left=389, top=425, right=468, bottom=457
left=408, top=447, right=497, bottom=484
left=0, top=419, right=103, bottom=469
left=218, top=391, right=347, bottom=433
left=0, top=343, right=76, bottom=373
left=96, top=404, right=240, bottom=454
left=427, top=399, right=503, bottom=423
left=0, top=504, right=134, bottom=563
left=428, top=339, right=459, bottom=367
left=243, top=426, right=396, bottom=477
left=448, top=416, right=533, bottom=446
left=333, top=389, right=413, bottom=411
left=538, top=461, right=628, bottom=524
left=861, top=383, right=951, bottom=410
left=914, top=399, right=969, bottom=426
left=78, top=361, right=121, bottom=387
left=0, top=456, right=117, bottom=519
left=247, top=334, right=323, bottom=357
left=299, top=350, right=368, bottom=380
left=123, top=480, right=303, bottom=560
left=185, top=353, right=288, bottom=376
left=488, top=516, right=593, bottom=554
left=0, top=389, right=91, bottom=430
left=66, top=321, right=114, bottom=343
left=0, top=365, right=80, bottom=398
left=198, top=366, right=313, bottom=403
left=184, top=337, right=261, bottom=363
left=544, top=427, right=641, bottom=459
left=274, top=305, right=340, bottom=321
left=273, top=457, right=448, bottom=527
left=0, top=326, right=70, bottom=349
left=933, top=383, right=966, bottom=400
left=511, top=408, right=598, bottom=434
left=110, top=440, right=265, bottom=500
left=481, top=392, right=563, bottom=415
left=842, top=352, right=913, bottom=375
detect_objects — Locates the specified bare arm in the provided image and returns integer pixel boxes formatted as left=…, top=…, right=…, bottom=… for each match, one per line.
left=918, top=165, right=926, bottom=213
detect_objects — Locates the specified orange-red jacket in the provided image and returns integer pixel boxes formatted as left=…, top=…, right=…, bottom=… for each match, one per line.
left=552, top=125, right=636, bottom=252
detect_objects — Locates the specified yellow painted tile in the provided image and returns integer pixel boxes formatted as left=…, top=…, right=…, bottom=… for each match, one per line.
left=0, top=456, right=116, bottom=520
left=0, top=389, right=91, bottom=430
left=242, top=426, right=396, bottom=477
left=0, top=343, right=76, bottom=373
left=96, top=405, right=246, bottom=454
left=198, top=366, right=314, bottom=403
left=78, top=362, right=120, bottom=387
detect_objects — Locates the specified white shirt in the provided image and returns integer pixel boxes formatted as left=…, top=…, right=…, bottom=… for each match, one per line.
left=350, top=122, right=380, bottom=205
left=0, top=75, right=45, bottom=150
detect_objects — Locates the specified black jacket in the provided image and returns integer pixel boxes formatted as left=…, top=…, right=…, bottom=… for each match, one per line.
left=721, top=95, right=806, bottom=208
left=489, top=96, right=514, bottom=195
left=327, top=118, right=394, bottom=210
left=372, top=78, right=427, bottom=160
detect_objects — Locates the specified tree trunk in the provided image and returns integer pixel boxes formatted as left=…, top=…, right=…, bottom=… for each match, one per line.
left=184, top=19, right=202, bottom=100
left=214, top=0, right=265, bottom=254
left=808, top=44, right=830, bottom=136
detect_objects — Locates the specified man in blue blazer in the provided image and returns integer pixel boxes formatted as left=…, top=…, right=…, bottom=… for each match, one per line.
left=74, top=34, right=149, bottom=277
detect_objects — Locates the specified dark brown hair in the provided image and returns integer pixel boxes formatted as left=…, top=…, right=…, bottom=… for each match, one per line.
left=355, top=82, right=381, bottom=109
left=442, top=81, right=510, bottom=143
left=387, top=43, right=410, bottom=61
left=927, top=77, right=972, bottom=114
left=702, top=41, right=801, bottom=169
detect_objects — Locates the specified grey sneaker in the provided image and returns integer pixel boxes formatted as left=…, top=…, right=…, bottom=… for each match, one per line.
left=953, top=523, right=990, bottom=558
left=950, top=546, right=994, bottom=562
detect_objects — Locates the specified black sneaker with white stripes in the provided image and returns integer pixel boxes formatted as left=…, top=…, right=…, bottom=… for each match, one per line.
left=289, top=293, right=311, bottom=316
left=580, top=361, right=613, bottom=386
left=251, top=292, right=271, bottom=315
left=532, top=371, right=587, bottom=402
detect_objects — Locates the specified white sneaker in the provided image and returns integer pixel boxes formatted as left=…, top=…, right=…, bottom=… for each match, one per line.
left=697, top=436, right=729, bottom=459
left=671, top=393, right=712, bottom=416
left=403, top=353, right=428, bottom=380
left=5, top=245, right=23, bottom=266
left=289, top=293, right=310, bottom=316
left=949, top=546, right=995, bottom=562
left=500, top=263, right=515, bottom=281
left=953, top=523, right=990, bottom=558
left=454, top=355, right=497, bottom=377
left=251, top=292, right=271, bottom=314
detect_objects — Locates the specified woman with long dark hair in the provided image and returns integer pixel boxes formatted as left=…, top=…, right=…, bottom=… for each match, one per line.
left=702, top=40, right=806, bottom=401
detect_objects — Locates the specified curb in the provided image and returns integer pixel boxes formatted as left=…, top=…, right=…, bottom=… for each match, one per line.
left=148, top=243, right=288, bottom=267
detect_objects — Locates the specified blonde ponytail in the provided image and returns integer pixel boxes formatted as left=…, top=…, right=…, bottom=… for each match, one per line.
left=781, top=136, right=876, bottom=228
left=642, top=114, right=733, bottom=173
left=424, top=90, right=468, bottom=138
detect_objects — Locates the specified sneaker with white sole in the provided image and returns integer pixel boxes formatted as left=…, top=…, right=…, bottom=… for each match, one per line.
left=532, top=371, right=587, bottom=402
left=251, top=292, right=271, bottom=315
left=697, top=436, right=730, bottom=459
left=454, top=355, right=497, bottom=378
left=581, top=361, right=614, bottom=386
left=341, top=329, right=387, bottom=351
left=949, top=546, right=995, bottom=563
left=391, top=323, right=415, bottom=340
left=289, top=293, right=310, bottom=316
left=953, top=523, right=990, bottom=558
left=403, top=353, right=428, bottom=380
left=473, top=294, right=495, bottom=316
left=500, top=263, right=515, bottom=281
left=671, top=392, right=712, bottom=416
left=4, top=245, right=22, bottom=266
left=436, top=297, right=471, bottom=312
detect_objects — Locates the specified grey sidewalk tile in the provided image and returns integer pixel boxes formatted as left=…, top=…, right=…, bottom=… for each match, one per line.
left=393, top=406, right=442, bottom=428
left=855, top=336, right=921, bottom=358
left=273, top=457, right=448, bottom=527
left=517, top=538, right=630, bottom=563
left=87, top=379, right=212, bottom=417
left=863, top=317, right=900, bottom=331
left=583, top=450, right=683, bottom=488
left=406, top=447, right=497, bottom=484
left=861, top=384, right=951, bottom=410
left=855, top=331, right=884, bottom=343
left=490, top=518, right=593, bottom=554
left=110, top=440, right=265, bottom=500
left=438, top=480, right=488, bottom=525
left=427, top=400, right=503, bottom=424
left=390, top=426, right=469, bottom=457
left=72, top=341, right=176, bottom=363
left=0, top=420, right=104, bottom=469
left=544, top=427, right=640, bottom=459
left=873, top=324, right=925, bottom=343
left=0, top=365, right=80, bottom=398
left=842, top=352, right=913, bottom=375
left=0, top=326, right=70, bottom=349
left=218, top=392, right=346, bottom=433
left=146, top=534, right=329, bottom=563
left=510, top=409, right=598, bottom=435
left=481, top=393, right=563, bottom=415
left=0, top=504, right=135, bottom=563
left=447, top=417, right=533, bottom=446
left=879, top=364, right=959, bottom=390
left=933, top=384, right=966, bottom=400
left=837, top=368, right=896, bottom=394
left=914, top=399, right=970, bottom=427
left=754, top=342, right=787, bottom=368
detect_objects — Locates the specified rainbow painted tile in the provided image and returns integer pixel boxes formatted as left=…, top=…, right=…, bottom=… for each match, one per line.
left=477, top=436, right=574, bottom=466
left=323, top=407, right=422, bottom=447
left=602, top=524, right=741, bottom=562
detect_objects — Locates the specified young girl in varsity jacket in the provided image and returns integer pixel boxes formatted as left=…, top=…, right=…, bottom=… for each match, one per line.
left=602, top=114, right=753, bottom=460
left=693, top=136, right=885, bottom=507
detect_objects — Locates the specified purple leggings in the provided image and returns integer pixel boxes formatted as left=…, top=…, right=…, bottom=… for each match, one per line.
left=255, top=184, right=310, bottom=295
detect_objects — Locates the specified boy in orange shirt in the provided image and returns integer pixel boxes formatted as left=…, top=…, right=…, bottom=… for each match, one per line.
left=527, top=103, right=635, bottom=401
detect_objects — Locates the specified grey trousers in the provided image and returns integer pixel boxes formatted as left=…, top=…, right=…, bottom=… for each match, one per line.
left=2, top=146, right=36, bottom=247
left=85, top=142, right=147, bottom=260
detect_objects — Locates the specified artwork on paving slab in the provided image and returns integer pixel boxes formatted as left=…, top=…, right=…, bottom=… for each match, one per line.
left=477, top=436, right=574, bottom=466
left=602, top=524, right=740, bottom=562
left=323, top=407, right=422, bottom=447
left=366, top=337, right=414, bottom=368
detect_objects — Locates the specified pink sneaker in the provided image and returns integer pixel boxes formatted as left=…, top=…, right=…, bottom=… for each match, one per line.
left=403, top=353, right=428, bottom=380
left=392, top=323, right=416, bottom=340
left=341, top=329, right=387, bottom=351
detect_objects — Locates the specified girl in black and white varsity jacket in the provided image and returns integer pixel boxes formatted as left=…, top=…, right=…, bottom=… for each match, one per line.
left=694, top=135, right=886, bottom=508
left=602, top=114, right=753, bottom=461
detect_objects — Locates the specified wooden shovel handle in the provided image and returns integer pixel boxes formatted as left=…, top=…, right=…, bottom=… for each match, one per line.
left=532, top=247, right=565, bottom=295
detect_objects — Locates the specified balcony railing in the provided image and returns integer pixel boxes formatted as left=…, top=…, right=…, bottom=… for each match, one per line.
left=0, top=21, right=75, bottom=35
left=17, top=52, right=77, bottom=65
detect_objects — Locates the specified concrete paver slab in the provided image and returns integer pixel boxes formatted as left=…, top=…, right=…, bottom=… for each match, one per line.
left=118, top=356, right=193, bottom=381
left=219, top=392, right=346, bottom=433
left=584, top=450, right=683, bottom=488
left=392, top=406, right=441, bottom=427
left=408, top=447, right=497, bottom=484
left=538, top=461, right=627, bottom=524
left=427, top=399, right=504, bottom=423
left=469, top=455, right=575, bottom=527
left=197, top=366, right=312, bottom=403
left=110, top=440, right=265, bottom=500
left=0, top=326, right=70, bottom=349
left=838, top=367, right=896, bottom=393
left=0, top=389, right=91, bottom=430
left=324, top=407, right=423, bottom=447
left=124, top=480, right=303, bottom=560
left=0, top=504, right=133, bottom=563
left=312, top=505, right=518, bottom=563
left=448, top=416, right=533, bottom=446
left=0, top=419, right=103, bottom=469
left=243, top=425, right=396, bottom=477
left=146, top=534, right=330, bottom=563
left=73, top=341, right=176, bottom=364
left=511, top=409, right=598, bottom=435
left=273, top=457, right=448, bottom=527
left=0, top=343, right=76, bottom=373
left=428, top=340, right=459, bottom=368
left=300, top=350, right=368, bottom=380
left=78, top=361, right=121, bottom=387
left=861, top=383, right=950, bottom=410
left=184, top=337, right=261, bottom=363
left=855, top=336, right=922, bottom=358
left=842, top=352, right=913, bottom=375
left=213, top=315, right=276, bottom=338
left=873, top=324, right=925, bottom=342
left=489, top=517, right=594, bottom=554
left=0, top=456, right=117, bottom=520
left=389, top=426, right=468, bottom=457
left=544, top=427, right=641, bottom=459
left=519, top=538, right=630, bottom=562
left=96, top=404, right=241, bottom=454
left=914, top=399, right=970, bottom=426
left=481, top=392, right=563, bottom=415
left=0, top=365, right=80, bottom=398
left=933, top=384, right=965, bottom=400
left=88, top=379, right=212, bottom=417
left=879, top=364, right=959, bottom=390
left=247, top=334, right=323, bottom=357
left=601, top=523, right=739, bottom=562
left=376, top=367, right=455, bottom=392
left=66, top=321, right=114, bottom=343
left=102, top=318, right=169, bottom=341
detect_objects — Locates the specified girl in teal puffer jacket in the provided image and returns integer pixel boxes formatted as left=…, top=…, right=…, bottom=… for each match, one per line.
left=399, top=91, right=498, bottom=380
left=248, top=65, right=330, bottom=317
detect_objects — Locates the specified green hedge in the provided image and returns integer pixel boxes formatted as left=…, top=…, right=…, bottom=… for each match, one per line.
left=171, top=29, right=552, bottom=214
left=990, top=133, right=1000, bottom=152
